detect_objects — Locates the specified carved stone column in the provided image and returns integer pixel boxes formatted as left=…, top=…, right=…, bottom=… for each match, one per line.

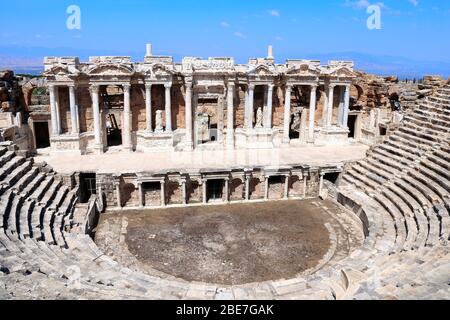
left=90, top=85, right=102, bottom=150
left=224, top=178, right=230, bottom=203
left=160, top=180, right=166, bottom=207
left=185, top=80, right=193, bottom=149
left=202, top=178, right=207, bottom=204
left=337, top=86, right=345, bottom=126
left=49, top=85, right=59, bottom=136
left=69, top=85, right=79, bottom=134
left=308, top=85, right=317, bottom=143
left=247, top=84, right=255, bottom=129
left=343, top=85, right=351, bottom=128
left=245, top=174, right=251, bottom=201
left=123, top=84, right=132, bottom=151
left=319, top=171, right=325, bottom=197
left=164, top=83, right=172, bottom=132
left=138, top=182, right=144, bottom=208
left=284, top=175, right=290, bottom=199
left=265, top=84, right=274, bottom=128
left=145, top=84, right=153, bottom=132
left=115, top=182, right=122, bottom=208
left=226, top=82, right=235, bottom=148
left=322, top=86, right=328, bottom=126
left=283, top=85, right=292, bottom=143
left=264, top=176, right=269, bottom=200
left=303, top=174, right=307, bottom=198
left=244, top=87, right=249, bottom=128
left=326, top=84, right=336, bottom=128
left=55, top=87, right=61, bottom=134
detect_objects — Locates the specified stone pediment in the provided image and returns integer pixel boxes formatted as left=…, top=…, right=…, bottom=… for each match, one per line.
left=43, top=64, right=80, bottom=78
left=286, top=64, right=320, bottom=76
left=86, top=64, right=134, bottom=76
left=248, top=64, right=276, bottom=77
left=152, top=64, right=174, bottom=77
left=329, top=66, right=355, bottom=78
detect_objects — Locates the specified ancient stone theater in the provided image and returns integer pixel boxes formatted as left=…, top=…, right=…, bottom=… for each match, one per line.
left=0, top=44, right=449, bottom=300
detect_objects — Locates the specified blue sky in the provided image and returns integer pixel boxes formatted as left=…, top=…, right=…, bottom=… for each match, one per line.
left=1, top=0, right=450, bottom=77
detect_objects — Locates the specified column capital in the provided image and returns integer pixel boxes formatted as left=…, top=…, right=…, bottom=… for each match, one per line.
left=145, top=83, right=153, bottom=90
left=164, top=82, right=173, bottom=89
left=227, top=82, right=236, bottom=89
left=89, top=85, right=99, bottom=94
left=185, top=81, right=193, bottom=90
left=328, top=83, right=336, bottom=89
left=122, top=83, right=131, bottom=92
left=310, top=84, right=318, bottom=89
left=248, top=83, right=255, bottom=91
left=286, top=84, right=293, bottom=91
left=267, top=83, right=275, bottom=90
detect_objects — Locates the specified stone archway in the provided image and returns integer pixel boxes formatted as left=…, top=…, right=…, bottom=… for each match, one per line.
left=22, top=77, right=47, bottom=111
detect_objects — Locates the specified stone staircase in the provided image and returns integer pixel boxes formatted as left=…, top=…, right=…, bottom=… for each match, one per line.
left=337, top=84, right=450, bottom=298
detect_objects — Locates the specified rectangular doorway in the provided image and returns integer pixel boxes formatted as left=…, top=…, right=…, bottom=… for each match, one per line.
left=207, top=179, right=224, bottom=202
left=195, top=98, right=219, bottom=146
left=34, top=122, right=50, bottom=149
left=143, top=182, right=161, bottom=207
left=80, top=173, right=96, bottom=203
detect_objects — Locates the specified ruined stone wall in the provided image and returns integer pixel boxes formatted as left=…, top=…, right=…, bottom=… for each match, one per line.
left=172, top=84, right=185, bottom=130
left=120, top=175, right=139, bottom=207
left=96, top=173, right=117, bottom=207
left=289, top=175, right=305, bottom=197
left=131, top=85, right=145, bottom=131
left=77, top=87, right=93, bottom=133
left=0, top=70, right=21, bottom=114
left=268, top=178, right=284, bottom=200
left=273, top=87, right=284, bottom=127
left=249, top=177, right=264, bottom=200
left=58, top=87, right=70, bottom=134
left=306, top=172, right=320, bottom=198
left=236, top=87, right=246, bottom=128
left=230, top=178, right=244, bottom=201
left=186, top=180, right=202, bottom=203
left=144, top=189, right=160, bottom=206
left=167, top=180, right=182, bottom=205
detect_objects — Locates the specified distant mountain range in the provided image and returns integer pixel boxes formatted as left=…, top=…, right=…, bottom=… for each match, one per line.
left=1, top=45, right=449, bottom=79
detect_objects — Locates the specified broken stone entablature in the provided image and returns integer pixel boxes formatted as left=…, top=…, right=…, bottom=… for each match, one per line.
left=94, top=163, right=339, bottom=209
left=41, top=44, right=357, bottom=155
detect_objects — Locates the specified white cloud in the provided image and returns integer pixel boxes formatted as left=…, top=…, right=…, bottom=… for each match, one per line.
left=220, top=21, right=230, bottom=28
left=409, top=0, right=418, bottom=6
left=234, top=31, right=246, bottom=39
left=267, top=10, right=280, bottom=17
left=274, top=36, right=283, bottom=41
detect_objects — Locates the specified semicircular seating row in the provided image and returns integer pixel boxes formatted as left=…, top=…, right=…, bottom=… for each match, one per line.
left=0, top=86, right=449, bottom=300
